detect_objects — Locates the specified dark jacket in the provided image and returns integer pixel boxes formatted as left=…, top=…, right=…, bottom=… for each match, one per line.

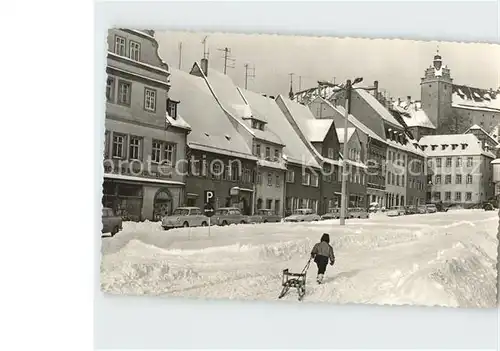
left=311, top=233, right=335, bottom=264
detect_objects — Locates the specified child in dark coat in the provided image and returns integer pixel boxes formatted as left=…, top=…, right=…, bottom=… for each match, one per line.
left=310, top=233, right=335, bottom=284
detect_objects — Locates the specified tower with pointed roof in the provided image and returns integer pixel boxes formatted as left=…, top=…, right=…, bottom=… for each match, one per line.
left=420, top=49, right=454, bottom=134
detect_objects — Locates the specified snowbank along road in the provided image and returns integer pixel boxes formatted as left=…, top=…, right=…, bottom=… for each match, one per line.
left=100, top=210, right=498, bottom=308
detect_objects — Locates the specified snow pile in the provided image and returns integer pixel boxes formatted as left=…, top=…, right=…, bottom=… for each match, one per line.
left=100, top=210, right=498, bottom=307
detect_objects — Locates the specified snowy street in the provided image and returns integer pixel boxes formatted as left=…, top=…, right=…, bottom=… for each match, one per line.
left=100, top=209, right=498, bottom=308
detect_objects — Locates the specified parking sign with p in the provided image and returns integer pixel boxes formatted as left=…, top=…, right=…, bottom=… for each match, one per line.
left=204, top=190, right=215, bottom=204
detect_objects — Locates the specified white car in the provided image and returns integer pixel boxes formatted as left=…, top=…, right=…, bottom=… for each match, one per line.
left=161, top=207, right=210, bottom=229
left=283, top=208, right=321, bottom=222
left=386, top=206, right=406, bottom=217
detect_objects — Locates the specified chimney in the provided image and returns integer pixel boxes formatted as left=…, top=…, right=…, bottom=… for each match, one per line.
left=373, top=80, right=379, bottom=99
left=200, top=58, right=209, bottom=76
left=397, top=97, right=401, bottom=105
left=407, top=95, right=411, bottom=102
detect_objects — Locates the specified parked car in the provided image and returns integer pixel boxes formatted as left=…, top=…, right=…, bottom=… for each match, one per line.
left=425, top=204, right=438, bottom=213
left=435, top=202, right=449, bottom=212
left=212, top=207, right=248, bottom=226
left=386, top=206, right=406, bottom=217
left=321, top=208, right=340, bottom=220
left=347, top=207, right=369, bottom=219
left=417, top=205, right=427, bottom=214
left=368, top=202, right=380, bottom=213
left=483, top=203, right=495, bottom=211
left=102, top=207, right=123, bottom=236
left=248, top=209, right=282, bottom=224
left=161, top=207, right=209, bottom=230
left=283, top=208, right=321, bottom=222
left=403, top=206, right=417, bottom=215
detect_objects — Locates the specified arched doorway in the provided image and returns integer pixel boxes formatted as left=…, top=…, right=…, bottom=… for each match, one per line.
left=153, top=188, right=172, bottom=221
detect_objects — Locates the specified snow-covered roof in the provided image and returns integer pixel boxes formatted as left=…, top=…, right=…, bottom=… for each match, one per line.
left=489, top=124, right=499, bottom=140
left=452, top=85, right=500, bottom=112
left=168, top=68, right=255, bottom=160
left=277, top=96, right=343, bottom=167
left=165, top=111, right=191, bottom=131
left=336, top=128, right=356, bottom=144
left=306, top=119, right=334, bottom=142
left=392, top=99, right=436, bottom=129
left=464, top=124, right=499, bottom=146
left=241, top=89, right=320, bottom=168
left=355, top=89, right=403, bottom=128
left=419, top=133, right=495, bottom=158
left=319, top=98, right=425, bottom=157
left=202, top=69, right=284, bottom=146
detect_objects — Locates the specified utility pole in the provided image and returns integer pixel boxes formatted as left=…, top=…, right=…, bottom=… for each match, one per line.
left=178, top=42, right=182, bottom=69
left=288, top=73, right=295, bottom=98
left=339, top=77, right=376, bottom=226
left=244, top=63, right=256, bottom=89
left=298, top=76, right=302, bottom=91
left=218, top=47, right=235, bottom=75
left=202, top=36, right=209, bottom=59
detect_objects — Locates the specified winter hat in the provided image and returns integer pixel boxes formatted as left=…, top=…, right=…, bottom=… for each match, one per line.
left=320, top=233, right=330, bottom=243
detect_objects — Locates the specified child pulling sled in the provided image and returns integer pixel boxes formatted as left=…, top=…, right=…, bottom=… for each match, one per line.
left=310, top=233, right=335, bottom=284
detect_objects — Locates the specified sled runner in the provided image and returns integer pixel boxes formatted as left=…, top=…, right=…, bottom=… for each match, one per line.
left=278, top=258, right=311, bottom=301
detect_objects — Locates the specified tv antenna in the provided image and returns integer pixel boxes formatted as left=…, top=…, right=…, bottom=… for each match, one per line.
left=218, top=47, right=235, bottom=74
left=244, top=63, right=256, bottom=89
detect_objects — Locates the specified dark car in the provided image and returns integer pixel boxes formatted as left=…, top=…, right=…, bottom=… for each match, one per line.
left=483, top=203, right=495, bottom=211
left=101, top=207, right=123, bottom=236
left=248, top=209, right=282, bottom=224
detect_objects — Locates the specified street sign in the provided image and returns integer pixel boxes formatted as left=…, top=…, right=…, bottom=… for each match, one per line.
left=204, top=202, right=215, bottom=217
left=204, top=190, right=215, bottom=204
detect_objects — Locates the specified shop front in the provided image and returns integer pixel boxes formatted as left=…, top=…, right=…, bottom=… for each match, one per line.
left=102, top=175, right=184, bottom=221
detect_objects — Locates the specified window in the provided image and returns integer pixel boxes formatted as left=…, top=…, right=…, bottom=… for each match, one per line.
left=466, top=174, right=473, bottom=184
left=445, top=175, right=451, bottom=184
left=118, top=81, right=131, bottom=105
left=435, top=175, right=441, bottom=184
left=265, top=147, right=271, bottom=160
left=167, top=99, right=177, bottom=119
left=455, top=192, right=461, bottom=201
left=112, top=134, right=126, bottom=158
left=104, top=131, right=110, bottom=157
left=445, top=191, right=451, bottom=201
left=129, top=40, right=141, bottom=61
left=274, top=149, right=280, bottom=161
left=445, top=157, right=452, bottom=167
left=231, top=163, right=240, bottom=181
left=114, top=36, right=126, bottom=56
left=456, top=157, right=462, bottom=167
left=163, top=144, right=175, bottom=166
left=267, top=173, right=273, bottom=186
left=212, top=162, right=222, bottom=180
left=255, top=144, right=261, bottom=158
left=144, top=88, right=156, bottom=112
left=274, top=200, right=280, bottom=215
left=466, top=192, right=472, bottom=201
left=276, top=174, right=280, bottom=187
left=152, top=141, right=162, bottom=163
left=327, top=148, right=334, bottom=159
left=455, top=174, right=462, bottom=184
left=106, top=77, right=115, bottom=102
left=302, top=172, right=311, bottom=186
left=436, top=158, right=442, bottom=167
left=311, top=174, right=319, bottom=187
left=466, top=157, right=473, bottom=167
left=433, top=192, right=441, bottom=201
left=129, top=136, right=142, bottom=160
left=266, top=199, right=273, bottom=210
left=396, top=174, right=400, bottom=186
left=401, top=175, right=405, bottom=186
left=286, top=170, right=295, bottom=183
left=257, top=171, right=262, bottom=184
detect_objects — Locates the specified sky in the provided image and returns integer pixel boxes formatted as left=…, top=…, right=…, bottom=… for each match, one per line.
left=155, top=30, right=500, bottom=100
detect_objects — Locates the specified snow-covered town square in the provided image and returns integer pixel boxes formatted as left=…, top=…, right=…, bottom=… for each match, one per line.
left=101, top=209, right=497, bottom=307
left=100, top=29, right=500, bottom=308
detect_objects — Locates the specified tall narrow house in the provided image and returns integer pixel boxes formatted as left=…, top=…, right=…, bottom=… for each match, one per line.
left=102, top=29, right=191, bottom=221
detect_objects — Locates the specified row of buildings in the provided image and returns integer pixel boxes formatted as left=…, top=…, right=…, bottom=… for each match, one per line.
left=101, top=28, right=498, bottom=221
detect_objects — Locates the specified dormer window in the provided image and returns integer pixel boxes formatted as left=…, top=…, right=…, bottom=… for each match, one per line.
left=451, top=144, right=458, bottom=150
left=431, top=145, right=437, bottom=151
left=441, top=144, right=447, bottom=150
left=461, top=143, right=468, bottom=150
left=167, top=99, right=179, bottom=120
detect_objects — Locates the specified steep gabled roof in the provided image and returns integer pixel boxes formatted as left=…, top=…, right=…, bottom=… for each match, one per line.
left=241, top=89, right=320, bottom=168
left=355, top=89, right=402, bottom=128
left=276, top=95, right=342, bottom=167
left=464, top=124, right=499, bottom=146
left=201, top=68, right=284, bottom=146
left=336, top=128, right=356, bottom=144
left=168, top=68, right=255, bottom=160
left=391, top=99, right=436, bottom=129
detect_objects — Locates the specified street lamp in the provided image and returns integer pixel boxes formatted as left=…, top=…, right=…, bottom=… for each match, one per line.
left=338, top=77, right=377, bottom=226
